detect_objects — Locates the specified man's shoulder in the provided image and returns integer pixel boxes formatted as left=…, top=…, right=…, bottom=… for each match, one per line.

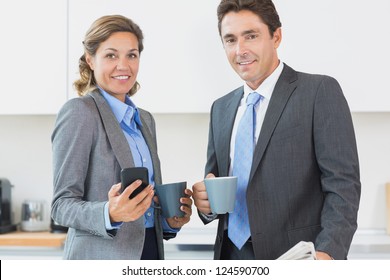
left=286, top=64, right=338, bottom=86
left=214, top=86, right=243, bottom=105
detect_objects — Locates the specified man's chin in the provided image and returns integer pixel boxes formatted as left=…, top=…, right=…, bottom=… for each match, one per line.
left=236, top=72, right=252, bottom=81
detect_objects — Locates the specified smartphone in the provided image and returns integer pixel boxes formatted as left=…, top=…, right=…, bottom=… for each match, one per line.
left=120, top=167, right=149, bottom=199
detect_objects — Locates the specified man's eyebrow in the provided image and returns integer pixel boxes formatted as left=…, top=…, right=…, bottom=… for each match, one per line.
left=223, top=29, right=259, bottom=40
left=222, top=33, right=235, bottom=40
left=241, top=29, right=259, bottom=36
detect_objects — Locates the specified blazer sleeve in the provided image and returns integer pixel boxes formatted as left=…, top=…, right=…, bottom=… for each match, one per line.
left=51, top=98, right=112, bottom=239
left=312, top=76, right=361, bottom=259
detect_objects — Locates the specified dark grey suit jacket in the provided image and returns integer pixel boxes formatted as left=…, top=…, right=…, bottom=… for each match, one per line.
left=202, top=64, right=361, bottom=260
left=51, top=89, right=173, bottom=259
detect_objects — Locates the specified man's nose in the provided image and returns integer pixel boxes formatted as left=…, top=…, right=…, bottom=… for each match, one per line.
left=235, top=38, right=248, bottom=56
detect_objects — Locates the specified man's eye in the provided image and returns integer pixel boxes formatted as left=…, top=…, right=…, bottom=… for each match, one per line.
left=225, top=38, right=235, bottom=44
left=247, top=34, right=257, bottom=40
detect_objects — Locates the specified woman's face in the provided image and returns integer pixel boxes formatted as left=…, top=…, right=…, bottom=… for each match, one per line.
left=86, top=32, right=140, bottom=102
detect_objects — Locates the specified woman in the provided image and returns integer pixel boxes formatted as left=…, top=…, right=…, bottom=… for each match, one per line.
left=51, top=15, right=192, bottom=260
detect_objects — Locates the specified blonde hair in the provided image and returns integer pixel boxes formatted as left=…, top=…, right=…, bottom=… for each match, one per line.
left=73, top=15, right=144, bottom=96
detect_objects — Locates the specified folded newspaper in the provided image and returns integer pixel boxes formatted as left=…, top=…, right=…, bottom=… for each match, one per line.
left=277, top=241, right=316, bottom=260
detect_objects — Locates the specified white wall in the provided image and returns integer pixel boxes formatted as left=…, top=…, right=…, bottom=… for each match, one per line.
left=0, top=113, right=389, bottom=232
left=0, top=116, right=55, bottom=226
left=352, top=113, right=390, bottom=229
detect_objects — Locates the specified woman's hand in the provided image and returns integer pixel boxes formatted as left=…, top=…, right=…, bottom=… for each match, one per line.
left=165, top=188, right=193, bottom=229
left=108, top=180, right=154, bottom=223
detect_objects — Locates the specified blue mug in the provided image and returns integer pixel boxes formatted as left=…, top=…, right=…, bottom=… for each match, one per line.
left=155, top=181, right=187, bottom=218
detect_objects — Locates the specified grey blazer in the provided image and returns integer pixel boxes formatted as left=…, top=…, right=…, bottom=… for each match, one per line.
left=51, top=89, right=173, bottom=259
left=202, top=64, right=361, bottom=259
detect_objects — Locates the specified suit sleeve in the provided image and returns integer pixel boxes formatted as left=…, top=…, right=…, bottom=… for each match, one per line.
left=51, top=99, right=111, bottom=239
left=198, top=101, right=220, bottom=224
left=313, top=76, right=361, bottom=259
left=205, top=101, right=219, bottom=176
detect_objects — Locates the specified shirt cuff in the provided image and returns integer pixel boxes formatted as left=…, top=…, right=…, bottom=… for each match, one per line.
left=161, top=217, right=180, bottom=233
left=104, top=202, right=123, bottom=230
left=200, top=211, right=218, bottom=222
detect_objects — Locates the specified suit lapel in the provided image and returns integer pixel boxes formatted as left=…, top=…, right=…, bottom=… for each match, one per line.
left=138, top=113, right=162, bottom=184
left=250, top=64, right=298, bottom=181
left=218, top=87, right=243, bottom=175
left=89, top=90, right=135, bottom=169
left=138, top=117, right=155, bottom=154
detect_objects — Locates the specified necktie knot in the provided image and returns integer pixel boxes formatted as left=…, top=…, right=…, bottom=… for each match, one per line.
left=246, top=92, right=261, bottom=106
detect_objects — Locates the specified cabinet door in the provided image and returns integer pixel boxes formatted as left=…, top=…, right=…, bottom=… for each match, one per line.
left=68, top=0, right=239, bottom=113
left=68, top=0, right=390, bottom=113
left=0, top=0, right=67, bottom=114
left=274, top=0, right=390, bottom=112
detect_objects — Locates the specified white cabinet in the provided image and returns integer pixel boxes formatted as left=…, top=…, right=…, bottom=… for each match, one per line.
left=0, top=0, right=67, bottom=114
left=68, top=0, right=390, bottom=113
left=274, top=0, right=390, bottom=112
left=1, top=0, right=388, bottom=114
left=67, top=0, right=238, bottom=113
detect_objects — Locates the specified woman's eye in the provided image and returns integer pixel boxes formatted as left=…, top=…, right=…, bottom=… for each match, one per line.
left=129, top=53, right=138, bottom=59
left=106, top=53, right=116, bottom=59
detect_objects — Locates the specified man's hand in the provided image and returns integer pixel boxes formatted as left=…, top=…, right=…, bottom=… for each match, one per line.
left=192, top=173, right=215, bottom=215
left=316, top=251, right=333, bottom=260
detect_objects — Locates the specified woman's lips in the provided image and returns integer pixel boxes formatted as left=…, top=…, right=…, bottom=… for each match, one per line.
left=112, top=75, right=130, bottom=80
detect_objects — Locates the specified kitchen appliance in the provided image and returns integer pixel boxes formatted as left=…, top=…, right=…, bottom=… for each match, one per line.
left=20, top=200, right=49, bottom=232
left=0, top=178, right=17, bottom=234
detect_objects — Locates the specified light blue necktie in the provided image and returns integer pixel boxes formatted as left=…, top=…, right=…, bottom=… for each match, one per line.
left=228, top=92, right=262, bottom=250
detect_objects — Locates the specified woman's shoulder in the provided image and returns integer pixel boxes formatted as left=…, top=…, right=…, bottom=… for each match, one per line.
left=58, top=94, right=97, bottom=116
left=138, top=107, right=154, bottom=121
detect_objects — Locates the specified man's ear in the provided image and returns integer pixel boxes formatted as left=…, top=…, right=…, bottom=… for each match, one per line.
left=273, top=27, right=282, bottom=49
left=85, top=53, right=94, bottom=70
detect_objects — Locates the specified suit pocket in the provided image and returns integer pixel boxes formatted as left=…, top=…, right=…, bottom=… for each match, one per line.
left=287, top=224, right=321, bottom=247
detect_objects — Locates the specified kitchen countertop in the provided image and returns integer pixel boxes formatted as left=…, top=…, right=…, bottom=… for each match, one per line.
left=0, top=231, right=66, bottom=247
left=1, top=228, right=389, bottom=259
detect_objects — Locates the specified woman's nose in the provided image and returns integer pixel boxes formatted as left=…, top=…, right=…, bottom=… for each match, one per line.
left=116, top=57, right=129, bottom=70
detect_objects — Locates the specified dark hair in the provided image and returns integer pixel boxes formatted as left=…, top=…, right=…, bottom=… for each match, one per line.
left=74, top=15, right=144, bottom=96
left=217, top=0, right=281, bottom=37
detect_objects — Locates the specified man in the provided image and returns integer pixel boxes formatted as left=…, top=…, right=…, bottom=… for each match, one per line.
left=192, top=0, right=361, bottom=260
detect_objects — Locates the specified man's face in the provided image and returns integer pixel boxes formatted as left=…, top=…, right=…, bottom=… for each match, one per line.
left=220, top=10, right=281, bottom=90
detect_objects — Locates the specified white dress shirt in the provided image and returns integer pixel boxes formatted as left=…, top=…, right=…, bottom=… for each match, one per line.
left=229, top=61, right=284, bottom=175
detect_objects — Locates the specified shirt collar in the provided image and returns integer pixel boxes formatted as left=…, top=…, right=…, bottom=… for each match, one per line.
left=243, top=60, right=284, bottom=101
left=98, top=87, right=142, bottom=127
